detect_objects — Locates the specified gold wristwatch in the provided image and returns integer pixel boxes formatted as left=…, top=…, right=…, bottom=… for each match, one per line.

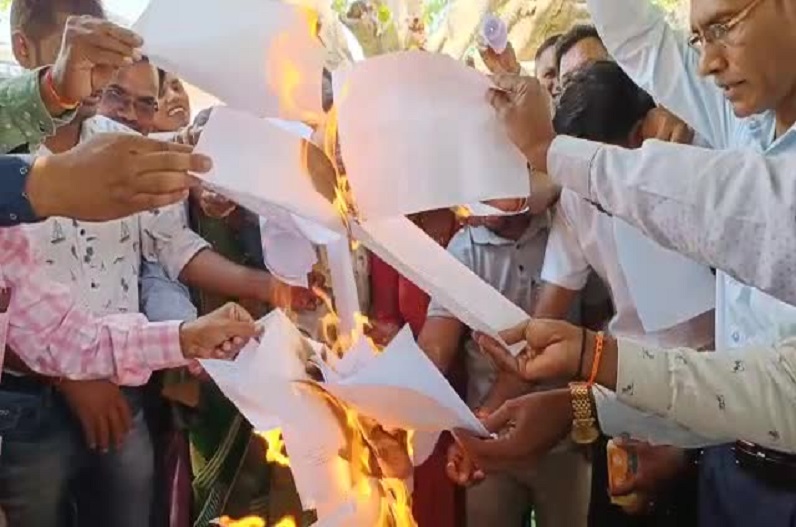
left=569, top=382, right=600, bottom=445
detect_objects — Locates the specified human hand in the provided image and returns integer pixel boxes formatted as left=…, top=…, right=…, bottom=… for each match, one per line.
left=179, top=302, right=261, bottom=359
left=445, top=440, right=485, bottom=486
left=266, top=277, right=319, bottom=312
left=609, top=439, right=687, bottom=498
left=489, top=75, right=556, bottom=172
left=197, top=189, right=237, bottom=219
left=640, top=108, right=694, bottom=144
left=479, top=42, right=521, bottom=75
left=475, top=319, right=584, bottom=383
left=455, top=389, right=573, bottom=473
left=476, top=371, right=533, bottom=418
left=49, top=16, right=142, bottom=110
left=28, top=134, right=210, bottom=222
left=59, top=379, right=132, bottom=451
left=367, top=320, right=401, bottom=347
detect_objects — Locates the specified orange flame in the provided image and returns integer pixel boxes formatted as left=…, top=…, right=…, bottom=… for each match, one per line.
left=257, top=429, right=291, bottom=468
left=215, top=516, right=295, bottom=527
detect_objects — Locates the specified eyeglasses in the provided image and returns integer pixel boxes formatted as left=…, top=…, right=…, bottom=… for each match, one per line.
left=102, top=86, right=159, bottom=117
left=688, top=0, right=767, bottom=51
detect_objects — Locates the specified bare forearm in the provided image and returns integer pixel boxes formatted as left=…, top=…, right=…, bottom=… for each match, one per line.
left=179, top=249, right=271, bottom=303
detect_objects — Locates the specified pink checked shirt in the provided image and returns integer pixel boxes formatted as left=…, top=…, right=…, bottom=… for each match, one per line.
left=0, top=225, right=188, bottom=384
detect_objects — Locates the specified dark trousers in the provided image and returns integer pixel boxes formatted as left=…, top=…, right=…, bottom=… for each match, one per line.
left=699, top=445, right=796, bottom=527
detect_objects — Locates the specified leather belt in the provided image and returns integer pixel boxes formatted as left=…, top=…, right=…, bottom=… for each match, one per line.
left=734, top=441, right=796, bottom=490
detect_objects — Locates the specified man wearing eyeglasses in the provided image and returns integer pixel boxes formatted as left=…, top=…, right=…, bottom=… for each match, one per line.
left=467, top=0, right=796, bottom=526
left=98, top=58, right=161, bottom=136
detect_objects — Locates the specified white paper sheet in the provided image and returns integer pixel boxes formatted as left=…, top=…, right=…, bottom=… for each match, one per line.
left=200, top=311, right=350, bottom=510
left=335, top=51, right=529, bottom=220
left=320, top=326, right=489, bottom=436
left=353, top=216, right=528, bottom=353
left=613, top=219, right=715, bottom=333
left=194, top=106, right=343, bottom=231
left=326, top=237, right=362, bottom=333
left=134, top=0, right=325, bottom=122
left=260, top=215, right=318, bottom=288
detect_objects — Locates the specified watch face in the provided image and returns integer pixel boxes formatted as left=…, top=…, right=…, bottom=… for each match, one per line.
left=572, top=422, right=600, bottom=444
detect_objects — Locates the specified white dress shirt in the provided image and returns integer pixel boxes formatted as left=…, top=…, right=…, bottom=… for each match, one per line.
left=543, top=190, right=716, bottom=446
left=29, top=117, right=209, bottom=339
left=544, top=0, right=796, bottom=450
left=542, top=189, right=714, bottom=349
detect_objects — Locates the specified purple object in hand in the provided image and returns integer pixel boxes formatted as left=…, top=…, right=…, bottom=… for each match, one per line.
left=481, top=14, right=508, bottom=54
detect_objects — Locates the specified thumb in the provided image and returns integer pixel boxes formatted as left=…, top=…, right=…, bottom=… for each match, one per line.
left=499, top=321, right=528, bottom=345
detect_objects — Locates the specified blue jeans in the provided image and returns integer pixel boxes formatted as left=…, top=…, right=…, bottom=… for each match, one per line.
left=700, top=445, right=796, bottom=527
left=0, top=382, right=154, bottom=527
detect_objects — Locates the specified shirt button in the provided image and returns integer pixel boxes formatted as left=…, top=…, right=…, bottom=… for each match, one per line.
left=519, top=265, right=525, bottom=272
left=9, top=213, right=17, bottom=221
left=19, top=166, right=28, bottom=175
left=732, top=331, right=741, bottom=343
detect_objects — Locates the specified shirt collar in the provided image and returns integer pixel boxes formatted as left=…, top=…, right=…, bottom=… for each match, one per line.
left=469, top=212, right=550, bottom=247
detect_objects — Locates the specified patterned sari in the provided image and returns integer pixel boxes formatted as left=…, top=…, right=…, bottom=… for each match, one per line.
left=186, top=207, right=310, bottom=526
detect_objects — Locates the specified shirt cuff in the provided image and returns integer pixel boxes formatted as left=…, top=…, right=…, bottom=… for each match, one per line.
left=616, top=339, right=670, bottom=416
left=139, top=321, right=188, bottom=372
left=547, top=136, right=601, bottom=200
left=0, top=156, right=40, bottom=225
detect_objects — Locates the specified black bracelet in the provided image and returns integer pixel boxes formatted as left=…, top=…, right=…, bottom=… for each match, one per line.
left=575, top=327, right=587, bottom=381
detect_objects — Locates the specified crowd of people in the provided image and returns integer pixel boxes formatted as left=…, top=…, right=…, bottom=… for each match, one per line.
left=0, top=0, right=794, bottom=526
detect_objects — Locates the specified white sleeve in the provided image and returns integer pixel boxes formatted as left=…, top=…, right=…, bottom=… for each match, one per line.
left=140, top=202, right=210, bottom=280
left=586, top=0, right=742, bottom=148
left=615, top=338, right=796, bottom=453
left=540, top=194, right=591, bottom=291
left=548, top=136, right=796, bottom=308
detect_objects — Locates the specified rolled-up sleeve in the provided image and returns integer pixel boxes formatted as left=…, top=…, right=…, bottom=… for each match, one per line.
left=0, top=69, right=75, bottom=152
left=140, top=202, right=210, bottom=280
left=0, top=227, right=188, bottom=384
left=615, top=338, right=796, bottom=453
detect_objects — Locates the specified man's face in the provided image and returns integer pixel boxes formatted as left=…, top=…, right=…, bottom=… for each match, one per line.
left=559, top=37, right=610, bottom=80
left=12, top=13, right=103, bottom=118
left=98, top=61, right=160, bottom=135
left=534, top=46, right=559, bottom=97
left=153, top=73, right=191, bottom=132
left=691, top=0, right=796, bottom=118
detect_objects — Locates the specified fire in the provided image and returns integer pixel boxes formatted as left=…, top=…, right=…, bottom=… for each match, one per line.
left=452, top=205, right=472, bottom=219
left=313, top=285, right=379, bottom=358
left=214, top=516, right=295, bottom=527
left=257, top=428, right=291, bottom=468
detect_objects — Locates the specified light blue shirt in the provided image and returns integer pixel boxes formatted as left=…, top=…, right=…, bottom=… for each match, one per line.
left=546, top=0, right=796, bottom=449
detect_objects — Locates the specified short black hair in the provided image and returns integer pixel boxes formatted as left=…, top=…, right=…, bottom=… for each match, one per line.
left=11, top=0, right=106, bottom=39
left=535, top=33, right=562, bottom=62
left=553, top=60, right=655, bottom=145
left=555, top=25, right=602, bottom=70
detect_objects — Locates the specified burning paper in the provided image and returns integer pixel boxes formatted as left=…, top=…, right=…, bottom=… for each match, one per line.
left=335, top=51, right=529, bottom=220
left=354, top=216, right=528, bottom=353
left=194, top=106, right=343, bottom=232
left=134, top=0, right=325, bottom=122
left=201, top=310, right=486, bottom=524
